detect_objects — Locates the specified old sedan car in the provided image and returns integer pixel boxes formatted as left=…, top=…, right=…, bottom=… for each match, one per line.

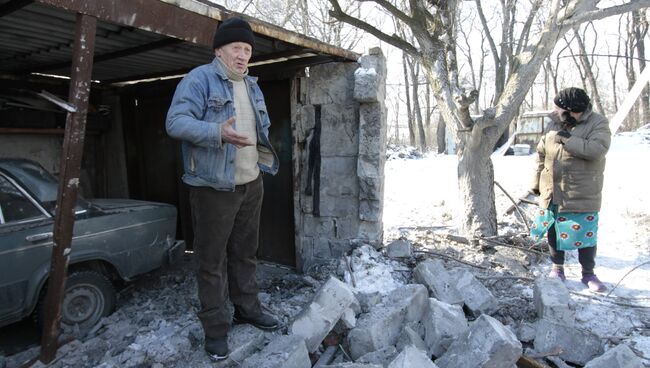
left=0, top=158, right=185, bottom=331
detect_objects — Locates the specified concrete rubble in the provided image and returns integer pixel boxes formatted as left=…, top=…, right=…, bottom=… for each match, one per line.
left=385, top=239, right=412, bottom=258
left=241, top=334, right=310, bottom=368
left=388, top=346, right=438, bottom=368
left=347, top=284, right=427, bottom=359
left=423, top=298, right=468, bottom=357
left=447, top=268, right=498, bottom=317
left=583, top=344, right=645, bottom=368
left=434, top=314, right=522, bottom=368
left=4, top=234, right=648, bottom=368
left=291, top=276, right=357, bottom=352
left=533, top=277, right=575, bottom=325
left=534, top=319, right=604, bottom=365
left=413, top=259, right=464, bottom=305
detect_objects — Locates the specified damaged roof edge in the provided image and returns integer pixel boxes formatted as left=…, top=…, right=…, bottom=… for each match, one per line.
left=34, top=0, right=360, bottom=62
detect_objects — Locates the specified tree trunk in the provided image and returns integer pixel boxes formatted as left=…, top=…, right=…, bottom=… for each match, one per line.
left=633, top=10, right=650, bottom=125
left=436, top=116, right=446, bottom=154
left=410, top=62, right=427, bottom=151
left=574, top=30, right=606, bottom=114
left=457, top=141, right=497, bottom=236
left=402, top=52, right=416, bottom=146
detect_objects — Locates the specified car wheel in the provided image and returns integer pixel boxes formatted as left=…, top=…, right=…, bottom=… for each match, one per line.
left=36, top=271, right=116, bottom=331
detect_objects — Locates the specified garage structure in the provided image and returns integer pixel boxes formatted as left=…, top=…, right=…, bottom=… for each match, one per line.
left=0, top=0, right=388, bottom=272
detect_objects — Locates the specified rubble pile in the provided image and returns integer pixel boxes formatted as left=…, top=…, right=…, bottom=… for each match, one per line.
left=3, top=236, right=649, bottom=368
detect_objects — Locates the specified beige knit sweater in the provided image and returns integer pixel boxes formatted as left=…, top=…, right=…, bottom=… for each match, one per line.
left=218, top=58, right=260, bottom=185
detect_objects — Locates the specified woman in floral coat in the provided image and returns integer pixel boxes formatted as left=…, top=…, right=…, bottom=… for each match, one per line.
left=531, top=87, right=611, bottom=292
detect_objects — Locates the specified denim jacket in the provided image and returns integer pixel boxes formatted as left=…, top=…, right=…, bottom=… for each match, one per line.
left=166, top=57, right=279, bottom=191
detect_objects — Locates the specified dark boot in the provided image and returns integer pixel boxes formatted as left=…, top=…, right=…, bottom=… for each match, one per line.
left=205, top=335, right=228, bottom=361
left=233, top=308, right=279, bottom=330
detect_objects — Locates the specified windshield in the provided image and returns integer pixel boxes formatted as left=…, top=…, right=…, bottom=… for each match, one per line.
left=0, top=159, right=89, bottom=214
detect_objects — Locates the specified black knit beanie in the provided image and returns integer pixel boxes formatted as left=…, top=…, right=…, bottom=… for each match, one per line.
left=554, top=87, right=591, bottom=113
left=213, top=17, right=255, bottom=50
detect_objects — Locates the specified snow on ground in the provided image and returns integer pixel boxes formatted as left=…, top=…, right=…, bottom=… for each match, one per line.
left=384, top=129, right=650, bottom=361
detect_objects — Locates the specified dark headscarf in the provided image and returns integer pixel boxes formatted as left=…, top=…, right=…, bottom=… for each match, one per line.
left=554, top=87, right=591, bottom=113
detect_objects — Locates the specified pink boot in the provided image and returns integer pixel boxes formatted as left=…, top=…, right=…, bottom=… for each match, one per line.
left=581, top=274, right=607, bottom=292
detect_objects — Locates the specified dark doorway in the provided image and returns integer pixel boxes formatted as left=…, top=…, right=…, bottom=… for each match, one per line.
left=258, top=79, right=295, bottom=267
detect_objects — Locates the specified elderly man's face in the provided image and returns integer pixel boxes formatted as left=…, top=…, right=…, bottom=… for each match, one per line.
left=215, top=42, right=252, bottom=74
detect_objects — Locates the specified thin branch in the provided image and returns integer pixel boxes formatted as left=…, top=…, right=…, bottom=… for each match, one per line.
left=606, top=260, right=650, bottom=297
left=328, top=0, right=420, bottom=56
left=359, top=0, right=415, bottom=28
left=563, top=0, right=650, bottom=28
left=414, top=250, right=488, bottom=269
left=494, top=180, right=531, bottom=232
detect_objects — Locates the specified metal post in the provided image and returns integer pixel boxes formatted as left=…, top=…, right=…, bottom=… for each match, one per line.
left=39, top=12, right=96, bottom=364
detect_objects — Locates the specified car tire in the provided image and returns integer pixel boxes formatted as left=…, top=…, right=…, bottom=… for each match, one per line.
left=35, top=270, right=116, bottom=332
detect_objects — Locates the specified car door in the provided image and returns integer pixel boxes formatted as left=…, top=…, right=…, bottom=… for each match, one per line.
left=0, top=173, right=53, bottom=323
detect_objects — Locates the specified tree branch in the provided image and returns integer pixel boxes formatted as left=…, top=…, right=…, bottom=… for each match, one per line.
left=359, top=0, right=416, bottom=28
left=328, top=0, right=420, bottom=56
left=562, top=0, right=650, bottom=28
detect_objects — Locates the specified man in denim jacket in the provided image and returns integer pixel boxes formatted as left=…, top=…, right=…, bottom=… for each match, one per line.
left=166, top=17, right=279, bottom=361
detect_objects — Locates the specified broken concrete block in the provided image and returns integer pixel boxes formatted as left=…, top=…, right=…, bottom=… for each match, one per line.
left=219, top=325, right=266, bottom=365
left=291, top=276, right=356, bottom=352
left=396, top=325, right=428, bottom=353
left=388, top=346, right=438, bottom=368
left=516, top=321, right=537, bottom=343
left=386, top=239, right=412, bottom=258
left=357, top=346, right=398, bottom=366
left=241, top=334, right=310, bottom=368
left=423, top=298, right=469, bottom=357
left=413, top=259, right=464, bottom=305
left=347, top=285, right=428, bottom=360
left=435, top=314, right=522, bottom=368
left=355, top=291, right=383, bottom=313
left=322, top=364, right=383, bottom=368
left=340, top=307, right=357, bottom=329
left=354, top=48, right=387, bottom=103
left=534, top=319, right=603, bottom=365
left=584, top=344, right=644, bottom=368
left=447, top=268, right=498, bottom=317
left=533, top=278, right=574, bottom=325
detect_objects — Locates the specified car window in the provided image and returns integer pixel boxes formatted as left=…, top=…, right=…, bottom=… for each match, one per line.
left=0, top=175, right=45, bottom=224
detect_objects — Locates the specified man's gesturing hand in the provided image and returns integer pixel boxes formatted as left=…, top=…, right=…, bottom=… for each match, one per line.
left=221, top=116, right=253, bottom=148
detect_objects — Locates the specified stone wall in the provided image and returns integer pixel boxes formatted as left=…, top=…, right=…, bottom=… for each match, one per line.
left=292, top=48, right=387, bottom=272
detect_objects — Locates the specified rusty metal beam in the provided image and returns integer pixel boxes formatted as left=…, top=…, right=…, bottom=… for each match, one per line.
left=39, top=12, right=96, bottom=364
left=34, top=0, right=359, bottom=61
left=35, top=0, right=216, bottom=46
left=250, top=48, right=312, bottom=63
left=0, top=0, right=33, bottom=18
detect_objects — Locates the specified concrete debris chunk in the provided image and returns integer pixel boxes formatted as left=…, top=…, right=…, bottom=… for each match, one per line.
left=322, top=364, right=383, bottom=368
left=534, top=319, right=603, bottom=365
left=215, top=325, right=266, bottom=366
left=241, top=334, right=310, bottom=368
left=385, top=239, right=413, bottom=258
left=396, top=325, right=428, bottom=353
left=347, top=284, right=428, bottom=360
left=291, top=276, right=357, bottom=352
left=516, top=321, right=537, bottom=343
left=413, top=259, right=464, bottom=305
left=447, top=268, right=498, bottom=317
left=533, top=278, right=575, bottom=325
left=423, top=298, right=469, bottom=357
left=357, top=346, right=398, bottom=366
left=583, top=344, right=644, bottom=368
left=388, top=346, right=438, bottom=368
left=434, top=314, right=522, bottom=368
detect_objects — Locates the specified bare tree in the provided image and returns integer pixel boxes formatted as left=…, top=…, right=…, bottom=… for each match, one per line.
left=328, top=0, right=650, bottom=237
left=632, top=9, right=650, bottom=126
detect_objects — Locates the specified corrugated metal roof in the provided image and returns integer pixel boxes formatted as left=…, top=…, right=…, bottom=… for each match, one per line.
left=0, top=0, right=359, bottom=83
